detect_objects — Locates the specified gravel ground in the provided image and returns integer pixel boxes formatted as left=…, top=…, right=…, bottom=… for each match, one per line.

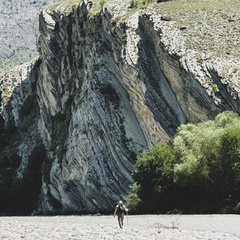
left=0, top=214, right=239, bottom=240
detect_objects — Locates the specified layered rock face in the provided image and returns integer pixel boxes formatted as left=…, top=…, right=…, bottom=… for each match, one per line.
left=0, top=0, right=240, bottom=214
left=37, top=1, right=149, bottom=214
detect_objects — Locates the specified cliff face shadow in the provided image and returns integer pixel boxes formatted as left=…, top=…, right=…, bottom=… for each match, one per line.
left=0, top=59, right=48, bottom=215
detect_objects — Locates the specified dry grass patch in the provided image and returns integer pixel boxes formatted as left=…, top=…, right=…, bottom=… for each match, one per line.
left=44, top=0, right=81, bottom=15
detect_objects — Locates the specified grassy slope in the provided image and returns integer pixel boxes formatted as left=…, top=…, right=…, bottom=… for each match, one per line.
left=45, top=0, right=108, bottom=15
left=110, top=0, right=240, bottom=60
left=0, top=49, right=38, bottom=77
left=149, top=0, right=240, bottom=58
left=44, top=0, right=81, bottom=14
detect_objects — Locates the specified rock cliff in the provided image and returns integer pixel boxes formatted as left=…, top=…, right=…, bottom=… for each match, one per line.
left=0, top=0, right=240, bottom=214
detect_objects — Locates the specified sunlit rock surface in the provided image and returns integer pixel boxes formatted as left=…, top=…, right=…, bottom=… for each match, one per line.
left=0, top=0, right=240, bottom=214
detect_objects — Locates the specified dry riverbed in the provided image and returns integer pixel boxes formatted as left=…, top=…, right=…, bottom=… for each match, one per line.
left=0, top=214, right=239, bottom=239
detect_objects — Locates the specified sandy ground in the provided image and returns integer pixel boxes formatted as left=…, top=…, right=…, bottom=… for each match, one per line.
left=0, top=214, right=239, bottom=240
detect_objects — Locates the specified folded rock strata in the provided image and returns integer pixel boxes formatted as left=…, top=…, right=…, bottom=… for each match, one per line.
left=0, top=0, right=240, bottom=214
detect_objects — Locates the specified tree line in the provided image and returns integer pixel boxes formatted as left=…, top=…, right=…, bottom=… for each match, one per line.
left=126, top=111, right=240, bottom=214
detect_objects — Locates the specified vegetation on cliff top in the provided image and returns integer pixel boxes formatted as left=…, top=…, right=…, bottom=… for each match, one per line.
left=1, top=0, right=240, bottom=75
left=45, top=0, right=110, bottom=16
left=127, top=111, right=240, bottom=214
left=140, top=0, right=240, bottom=58
left=44, top=0, right=81, bottom=14
left=154, top=0, right=240, bottom=59
left=0, top=49, right=37, bottom=77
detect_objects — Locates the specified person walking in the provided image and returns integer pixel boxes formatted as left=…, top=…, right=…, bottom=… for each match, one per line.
left=113, top=200, right=128, bottom=228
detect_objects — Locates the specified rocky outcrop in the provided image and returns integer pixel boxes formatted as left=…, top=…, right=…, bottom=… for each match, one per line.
left=0, top=0, right=240, bottom=214
left=37, top=1, right=148, bottom=214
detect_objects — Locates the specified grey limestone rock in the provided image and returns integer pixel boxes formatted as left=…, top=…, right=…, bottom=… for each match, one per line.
left=0, top=0, right=240, bottom=214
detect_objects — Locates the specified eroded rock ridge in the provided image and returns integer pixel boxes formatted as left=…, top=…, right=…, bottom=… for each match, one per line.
left=0, top=0, right=240, bottom=214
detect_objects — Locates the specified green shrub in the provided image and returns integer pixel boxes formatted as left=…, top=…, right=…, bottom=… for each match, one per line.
left=127, top=111, right=240, bottom=214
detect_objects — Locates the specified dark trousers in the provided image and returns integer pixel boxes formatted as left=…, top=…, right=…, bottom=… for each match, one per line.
left=117, top=213, right=124, bottom=228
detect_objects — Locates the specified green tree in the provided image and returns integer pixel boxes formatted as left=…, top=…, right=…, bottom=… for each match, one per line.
left=125, top=183, right=142, bottom=212
left=130, top=143, right=176, bottom=213
left=127, top=111, right=240, bottom=214
left=172, top=111, right=240, bottom=212
left=212, top=124, right=240, bottom=211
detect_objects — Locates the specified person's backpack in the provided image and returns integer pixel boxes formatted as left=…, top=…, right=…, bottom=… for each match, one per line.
left=117, top=205, right=126, bottom=214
